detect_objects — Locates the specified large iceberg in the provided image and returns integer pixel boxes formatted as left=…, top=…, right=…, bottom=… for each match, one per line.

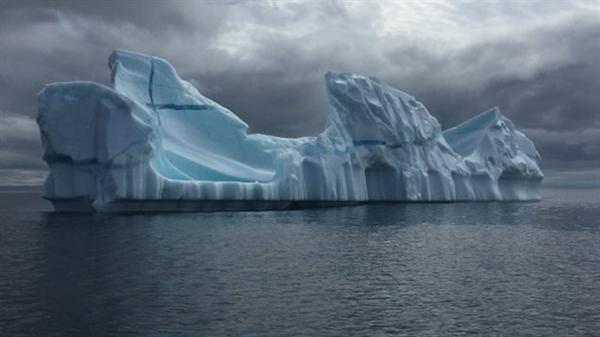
left=37, top=50, right=543, bottom=211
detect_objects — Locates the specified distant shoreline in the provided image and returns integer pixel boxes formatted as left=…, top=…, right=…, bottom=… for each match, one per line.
left=0, top=185, right=43, bottom=192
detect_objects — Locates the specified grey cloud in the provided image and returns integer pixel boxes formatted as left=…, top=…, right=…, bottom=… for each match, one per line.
left=0, top=0, right=199, bottom=33
left=0, top=112, right=44, bottom=169
left=0, top=0, right=598, bottom=185
left=187, top=8, right=600, bottom=140
left=524, top=128, right=600, bottom=162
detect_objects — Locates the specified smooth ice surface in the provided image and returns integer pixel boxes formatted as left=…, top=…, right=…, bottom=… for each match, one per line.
left=37, top=50, right=543, bottom=210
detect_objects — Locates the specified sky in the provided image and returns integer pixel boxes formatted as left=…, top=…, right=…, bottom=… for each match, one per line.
left=0, top=0, right=599, bottom=185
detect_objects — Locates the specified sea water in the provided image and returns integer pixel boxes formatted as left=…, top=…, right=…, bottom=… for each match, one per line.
left=1, top=186, right=599, bottom=336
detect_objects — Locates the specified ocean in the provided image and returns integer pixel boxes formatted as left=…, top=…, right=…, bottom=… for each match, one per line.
left=1, top=187, right=599, bottom=336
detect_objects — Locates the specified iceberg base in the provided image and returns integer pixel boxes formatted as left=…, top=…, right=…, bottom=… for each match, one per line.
left=48, top=199, right=368, bottom=213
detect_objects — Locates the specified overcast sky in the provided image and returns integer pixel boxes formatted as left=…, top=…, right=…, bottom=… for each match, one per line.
left=0, top=0, right=599, bottom=185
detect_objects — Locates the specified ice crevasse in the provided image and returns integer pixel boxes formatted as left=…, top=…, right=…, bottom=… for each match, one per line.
left=37, top=50, right=543, bottom=211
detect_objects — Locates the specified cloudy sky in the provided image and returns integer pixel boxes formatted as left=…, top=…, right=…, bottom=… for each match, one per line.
left=0, top=0, right=598, bottom=185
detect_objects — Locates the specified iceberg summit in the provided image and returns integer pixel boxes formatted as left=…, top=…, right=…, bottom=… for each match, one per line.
left=37, top=50, right=543, bottom=211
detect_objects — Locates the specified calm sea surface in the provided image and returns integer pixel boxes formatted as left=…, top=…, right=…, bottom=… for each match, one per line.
left=1, top=187, right=599, bottom=336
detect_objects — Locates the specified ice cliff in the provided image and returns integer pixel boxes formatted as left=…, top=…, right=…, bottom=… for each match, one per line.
left=37, top=50, right=543, bottom=211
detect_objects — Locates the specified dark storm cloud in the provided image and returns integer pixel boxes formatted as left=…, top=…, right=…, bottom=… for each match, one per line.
left=0, top=0, right=598, bottom=184
left=0, top=0, right=196, bottom=32
left=190, top=4, right=600, bottom=148
left=0, top=112, right=43, bottom=169
left=405, top=15, right=600, bottom=133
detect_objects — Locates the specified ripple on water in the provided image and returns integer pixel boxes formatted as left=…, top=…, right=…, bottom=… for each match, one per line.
left=1, top=189, right=600, bottom=336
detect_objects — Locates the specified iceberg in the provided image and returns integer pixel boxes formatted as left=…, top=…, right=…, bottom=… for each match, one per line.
left=37, top=50, right=543, bottom=211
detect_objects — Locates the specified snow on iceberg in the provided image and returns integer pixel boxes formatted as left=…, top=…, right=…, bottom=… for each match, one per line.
left=37, top=50, right=543, bottom=211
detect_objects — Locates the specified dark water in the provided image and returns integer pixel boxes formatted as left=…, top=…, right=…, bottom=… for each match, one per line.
left=1, top=188, right=599, bottom=336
